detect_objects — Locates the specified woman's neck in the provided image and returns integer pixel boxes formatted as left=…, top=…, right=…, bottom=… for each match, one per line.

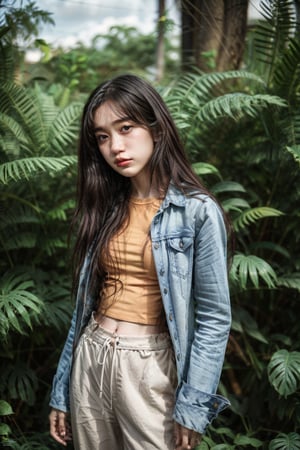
left=130, top=178, right=160, bottom=199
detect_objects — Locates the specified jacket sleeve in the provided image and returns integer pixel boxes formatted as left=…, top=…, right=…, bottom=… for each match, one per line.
left=49, top=308, right=77, bottom=412
left=173, top=197, right=231, bottom=433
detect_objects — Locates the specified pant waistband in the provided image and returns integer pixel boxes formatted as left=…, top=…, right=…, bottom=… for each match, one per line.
left=84, top=313, right=172, bottom=351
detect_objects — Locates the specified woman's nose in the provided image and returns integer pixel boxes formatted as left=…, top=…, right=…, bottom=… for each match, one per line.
left=111, top=134, right=124, bottom=153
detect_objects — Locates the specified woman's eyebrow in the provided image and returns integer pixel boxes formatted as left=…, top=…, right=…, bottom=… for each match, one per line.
left=94, top=117, right=132, bottom=132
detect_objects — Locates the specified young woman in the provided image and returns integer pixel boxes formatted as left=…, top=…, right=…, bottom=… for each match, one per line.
left=49, top=74, right=231, bottom=450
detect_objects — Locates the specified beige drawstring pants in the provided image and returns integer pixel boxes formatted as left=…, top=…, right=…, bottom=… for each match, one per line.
left=70, top=315, right=177, bottom=450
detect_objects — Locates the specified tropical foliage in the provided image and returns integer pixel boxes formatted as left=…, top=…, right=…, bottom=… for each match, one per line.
left=0, top=1, right=300, bottom=449
left=161, top=1, right=300, bottom=447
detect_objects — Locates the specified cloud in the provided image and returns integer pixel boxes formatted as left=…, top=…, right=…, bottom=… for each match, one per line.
left=37, top=0, right=157, bottom=47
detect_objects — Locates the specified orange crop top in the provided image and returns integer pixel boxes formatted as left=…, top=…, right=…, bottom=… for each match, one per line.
left=99, top=197, right=164, bottom=325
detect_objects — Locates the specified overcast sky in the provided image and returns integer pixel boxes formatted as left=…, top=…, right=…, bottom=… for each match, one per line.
left=27, top=0, right=263, bottom=60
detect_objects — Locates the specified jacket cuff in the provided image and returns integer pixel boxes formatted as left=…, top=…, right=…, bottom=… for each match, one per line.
left=49, top=373, right=70, bottom=413
left=173, top=381, right=230, bottom=434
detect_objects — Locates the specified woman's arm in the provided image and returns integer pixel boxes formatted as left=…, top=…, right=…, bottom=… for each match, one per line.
left=173, top=197, right=231, bottom=434
left=49, top=308, right=77, bottom=412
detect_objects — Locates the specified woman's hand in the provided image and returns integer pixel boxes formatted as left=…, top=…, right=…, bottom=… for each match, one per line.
left=49, top=408, right=72, bottom=446
left=174, top=422, right=202, bottom=449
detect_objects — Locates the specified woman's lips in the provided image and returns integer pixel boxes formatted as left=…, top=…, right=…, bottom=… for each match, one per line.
left=116, top=159, right=132, bottom=167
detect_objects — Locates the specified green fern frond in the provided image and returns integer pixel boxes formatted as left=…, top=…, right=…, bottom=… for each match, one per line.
left=277, top=273, right=300, bottom=291
left=273, top=38, right=300, bottom=104
left=286, top=146, right=300, bottom=165
left=0, top=205, right=40, bottom=229
left=0, top=155, right=77, bottom=184
left=249, top=241, right=290, bottom=259
left=49, top=102, right=82, bottom=154
left=231, top=306, right=268, bottom=344
left=0, top=112, right=28, bottom=144
left=164, top=70, right=266, bottom=110
left=43, top=297, right=72, bottom=330
left=211, top=181, right=246, bottom=195
left=0, top=363, right=38, bottom=405
left=0, top=273, right=43, bottom=336
left=46, top=199, right=75, bottom=221
left=255, top=0, right=297, bottom=84
left=0, top=81, right=44, bottom=146
left=40, top=237, right=68, bottom=255
left=32, top=83, right=59, bottom=125
left=269, top=432, right=300, bottom=450
left=192, top=162, right=221, bottom=178
left=230, top=253, right=278, bottom=289
left=2, top=232, right=37, bottom=251
left=0, top=42, right=14, bottom=81
left=222, top=197, right=251, bottom=213
left=233, top=206, right=284, bottom=231
left=292, top=113, right=300, bottom=144
left=268, top=349, right=300, bottom=397
left=197, top=93, right=287, bottom=123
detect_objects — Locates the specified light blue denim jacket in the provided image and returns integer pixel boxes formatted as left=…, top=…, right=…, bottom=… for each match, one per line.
left=49, top=184, right=231, bottom=434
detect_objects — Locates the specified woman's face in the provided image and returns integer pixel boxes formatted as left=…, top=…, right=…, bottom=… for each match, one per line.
left=93, top=101, right=155, bottom=183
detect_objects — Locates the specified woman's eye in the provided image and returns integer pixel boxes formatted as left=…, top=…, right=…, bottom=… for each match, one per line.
left=96, top=134, right=108, bottom=143
left=121, top=125, right=132, bottom=132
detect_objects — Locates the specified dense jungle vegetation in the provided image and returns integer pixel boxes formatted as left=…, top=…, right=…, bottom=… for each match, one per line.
left=0, top=1, right=300, bottom=449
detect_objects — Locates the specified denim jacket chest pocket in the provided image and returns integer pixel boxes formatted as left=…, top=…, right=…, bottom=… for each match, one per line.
left=167, top=236, right=194, bottom=279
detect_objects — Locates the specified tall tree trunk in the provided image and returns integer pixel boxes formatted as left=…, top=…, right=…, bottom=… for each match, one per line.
left=217, top=0, right=249, bottom=71
left=181, top=0, right=195, bottom=70
left=195, top=0, right=224, bottom=70
left=156, top=0, right=166, bottom=82
left=181, top=0, right=249, bottom=72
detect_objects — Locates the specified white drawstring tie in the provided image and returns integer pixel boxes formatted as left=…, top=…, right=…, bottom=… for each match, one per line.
left=97, top=335, right=120, bottom=409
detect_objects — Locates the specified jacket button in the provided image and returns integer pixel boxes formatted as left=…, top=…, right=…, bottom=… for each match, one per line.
left=154, top=243, right=159, bottom=249
left=176, top=353, right=180, bottom=361
left=213, top=402, right=219, bottom=409
left=169, top=313, right=173, bottom=321
left=160, top=269, right=165, bottom=276
left=163, top=288, right=168, bottom=295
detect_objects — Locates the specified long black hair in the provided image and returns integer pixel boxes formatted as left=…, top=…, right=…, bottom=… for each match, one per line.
left=71, top=74, right=227, bottom=299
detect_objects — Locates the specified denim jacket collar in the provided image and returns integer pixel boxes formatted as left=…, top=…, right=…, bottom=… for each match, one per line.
left=161, top=183, right=186, bottom=209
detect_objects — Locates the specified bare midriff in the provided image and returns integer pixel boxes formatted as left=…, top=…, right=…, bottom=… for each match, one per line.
left=93, top=313, right=167, bottom=336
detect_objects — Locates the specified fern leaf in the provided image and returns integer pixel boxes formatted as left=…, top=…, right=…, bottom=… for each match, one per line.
left=0, top=273, right=43, bottom=336
left=230, top=253, right=278, bottom=289
left=254, top=1, right=297, bottom=86
left=0, top=400, right=13, bottom=416
left=286, top=146, right=300, bottom=165
left=48, top=102, right=82, bottom=154
left=232, top=306, right=268, bottom=343
left=222, top=198, right=250, bottom=213
left=277, top=273, right=300, bottom=291
left=0, top=205, right=40, bottom=229
left=0, top=81, right=44, bottom=146
left=233, top=206, right=284, bottom=231
left=164, top=70, right=266, bottom=110
left=0, top=112, right=28, bottom=144
left=47, top=199, right=75, bottom=221
left=192, top=162, right=221, bottom=177
left=269, top=432, right=300, bottom=450
left=211, top=181, right=246, bottom=195
left=273, top=38, right=300, bottom=103
left=3, top=232, right=37, bottom=251
left=0, top=155, right=77, bottom=184
left=249, top=241, right=290, bottom=259
left=268, top=349, right=300, bottom=397
left=2, top=364, right=37, bottom=405
left=197, top=93, right=287, bottom=123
